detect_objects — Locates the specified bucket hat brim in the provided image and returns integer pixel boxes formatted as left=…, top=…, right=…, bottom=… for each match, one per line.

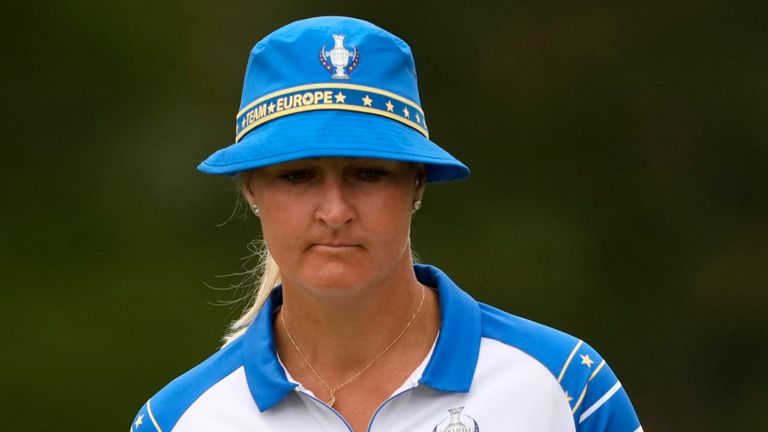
left=197, top=110, right=469, bottom=182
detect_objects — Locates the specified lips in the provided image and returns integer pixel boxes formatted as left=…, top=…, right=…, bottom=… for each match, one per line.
left=309, top=242, right=361, bottom=251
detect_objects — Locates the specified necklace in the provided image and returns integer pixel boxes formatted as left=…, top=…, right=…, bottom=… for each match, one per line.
left=280, top=285, right=426, bottom=407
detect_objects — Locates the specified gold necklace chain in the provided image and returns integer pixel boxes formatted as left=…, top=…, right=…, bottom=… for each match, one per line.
left=280, top=286, right=426, bottom=407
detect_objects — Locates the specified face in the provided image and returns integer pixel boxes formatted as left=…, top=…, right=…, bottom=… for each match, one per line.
left=243, top=157, right=425, bottom=298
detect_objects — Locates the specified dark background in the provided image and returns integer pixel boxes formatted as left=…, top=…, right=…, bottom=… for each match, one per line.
left=2, top=1, right=767, bottom=430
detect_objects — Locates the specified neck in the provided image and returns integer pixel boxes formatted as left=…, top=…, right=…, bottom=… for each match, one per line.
left=276, top=262, right=439, bottom=375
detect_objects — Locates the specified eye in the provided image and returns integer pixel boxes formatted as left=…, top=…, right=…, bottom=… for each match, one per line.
left=279, top=169, right=313, bottom=184
left=357, top=169, right=388, bottom=182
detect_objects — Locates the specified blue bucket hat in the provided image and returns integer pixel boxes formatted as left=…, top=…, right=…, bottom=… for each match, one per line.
left=197, top=16, right=469, bottom=182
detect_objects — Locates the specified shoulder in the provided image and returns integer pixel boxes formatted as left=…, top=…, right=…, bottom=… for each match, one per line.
left=129, top=337, right=246, bottom=432
left=478, top=303, right=642, bottom=432
left=479, top=302, right=588, bottom=382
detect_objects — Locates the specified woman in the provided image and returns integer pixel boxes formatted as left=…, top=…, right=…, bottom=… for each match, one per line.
left=131, top=16, right=642, bottom=432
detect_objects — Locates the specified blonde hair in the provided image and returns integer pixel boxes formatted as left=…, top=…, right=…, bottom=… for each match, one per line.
left=221, top=175, right=282, bottom=345
left=221, top=244, right=281, bottom=345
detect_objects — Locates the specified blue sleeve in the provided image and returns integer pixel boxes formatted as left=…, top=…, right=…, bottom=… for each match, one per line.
left=129, top=400, right=162, bottom=432
left=127, top=337, right=247, bottom=432
left=561, top=341, right=642, bottom=432
left=479, top=303, right=642, bottom=431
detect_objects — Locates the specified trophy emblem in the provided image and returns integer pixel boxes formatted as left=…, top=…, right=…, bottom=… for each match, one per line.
left=319, top=34, right=359, bottom=79
left=432, top=407, right=480, bottom=432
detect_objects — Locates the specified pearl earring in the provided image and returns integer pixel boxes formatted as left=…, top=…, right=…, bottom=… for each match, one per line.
left=251, top=203, right=260, bottom=216
left=412, top=200, right=422, bottom=212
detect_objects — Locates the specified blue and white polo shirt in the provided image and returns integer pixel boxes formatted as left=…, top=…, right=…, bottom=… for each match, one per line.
left=131, top=264, right=642, bottom=431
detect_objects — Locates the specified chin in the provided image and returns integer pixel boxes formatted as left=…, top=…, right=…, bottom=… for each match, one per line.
left=316, top=267, right=368, bottom=289
left=301, top=262, right=378, bottom=294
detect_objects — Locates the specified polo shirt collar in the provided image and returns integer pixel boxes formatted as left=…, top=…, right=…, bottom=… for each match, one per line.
left=241, top=288, right=297, bottom=411
left=414, top=264, right=481, bottom=392
left=242, top=264, right=481, bottom=412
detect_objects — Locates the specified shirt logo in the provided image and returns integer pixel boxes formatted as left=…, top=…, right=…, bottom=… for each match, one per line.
left=319, top=34, right=360, bottom=79
left=432, top=407, right=479, bottom=432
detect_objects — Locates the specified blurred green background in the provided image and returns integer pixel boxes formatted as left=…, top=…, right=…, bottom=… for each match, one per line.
left=2, top=0, right=766, bottom=430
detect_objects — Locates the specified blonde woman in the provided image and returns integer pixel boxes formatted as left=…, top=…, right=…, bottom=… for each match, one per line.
left=131, top=16, right=642, bottom=432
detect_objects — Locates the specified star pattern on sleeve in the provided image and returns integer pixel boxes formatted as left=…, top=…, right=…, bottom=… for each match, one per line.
left=564, top=391, right=574, bottom=403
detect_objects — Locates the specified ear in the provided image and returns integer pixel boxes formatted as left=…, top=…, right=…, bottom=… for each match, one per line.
left=239, top=170, right=258, bottom=205
left=414, top=165, right=427, bottom=201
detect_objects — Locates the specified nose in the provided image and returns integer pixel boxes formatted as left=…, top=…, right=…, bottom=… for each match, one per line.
left=314, top=176, right=354, bottom=228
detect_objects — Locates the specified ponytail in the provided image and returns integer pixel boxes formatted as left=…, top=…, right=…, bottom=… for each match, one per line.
left=221, top=243, right=281, bottom=345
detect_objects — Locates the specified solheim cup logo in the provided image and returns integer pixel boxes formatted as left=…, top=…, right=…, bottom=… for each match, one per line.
left=432, top=407, right=480, bottom=432
left=319, top=34, right=360, bottom=79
